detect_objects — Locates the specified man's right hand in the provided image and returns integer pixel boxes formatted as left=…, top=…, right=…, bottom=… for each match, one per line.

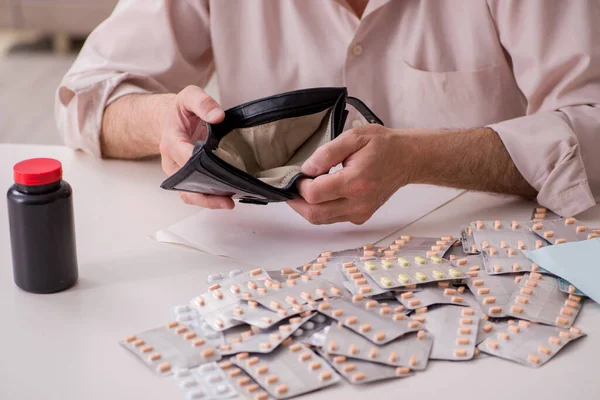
left=159, top=85, right=235, bottom=209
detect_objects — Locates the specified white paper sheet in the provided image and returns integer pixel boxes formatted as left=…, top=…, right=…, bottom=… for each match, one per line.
left=153, top=185, right=464, bottom=268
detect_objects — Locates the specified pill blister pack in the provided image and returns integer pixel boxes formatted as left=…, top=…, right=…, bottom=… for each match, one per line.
left=558, top=278, right=586, bottom=297
left=221, top=301, right=305, bottom=329
left=451, top=254, right=484, bottom=276
left=317, top=349, right=414, bottom=384
left=460, top=225, right=479, bottom=254
left=173, top=362, right=237, bottom=400
left=236, top=276, right=342, bottom=312
left=208, top=268, right=271, bottom=285
left=341, top=262, right=398, bottom=296
left=120, top=323, right=222, bottom=376
left=465, top=273, right=518, bottom=317
left=469, top=220, right=547, bottom=252
left=481, top=248, right=549, bottom=275
left=218, top=359, right=274, bottom=400
left=323, top=323, right=433, bottom=370
left=220, top=313, right=315, bottom=355
left=476, top=320, right=507, bottom=345
left=478, top=320, right=586, bottom=368
left=528, top=217, right=600, bottom=245
left=231, top=341, right=341, bottom=399
left=358, top=256, right=467, bottom=289
left=316, top=296, right=420, bottom=344
left=379, top=235, right=456, bottom=258
left=506, top=273, right=583, bottom=328
left=171, top=306, right=225, bottom=346
left=395, top=283, right=476, bottom=310
left=292, top=314, right=335, bottom=345
left=424, top=305, right=483, bottom=361
left=530, top=206, right=560, bottom=222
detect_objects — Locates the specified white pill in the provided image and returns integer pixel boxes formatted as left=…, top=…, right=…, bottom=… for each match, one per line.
left=181, top=379, right=198, bottom=388
left=207, top=274, right=223, bottom=282
left=200, top=363, right=217, bottom=372
left=188, top=390, right=205, bottom=399
left=176, top=315, right=193, bottom=322
left=216, top=384, right=230, bottom=394
left=208, top=374, right=222, bottom=383
left=229, top=269, right=243, bottom=277
left=314, top=315, right=326, bottom=323
left=175, top=305, right=191, bottom=313
left=293, top=329, right=304, bottom=337
left=175, top=369, right=191, bottom=378
left=304, top=322, right=316, bottom=330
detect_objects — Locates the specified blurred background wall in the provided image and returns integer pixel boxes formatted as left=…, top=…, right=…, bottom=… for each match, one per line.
left=0, top=0, right=218, bottom=146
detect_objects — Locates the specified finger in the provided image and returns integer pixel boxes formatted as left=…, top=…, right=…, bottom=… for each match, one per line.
left=301, top=129, right=368, bottom=176
left=161, top=154, right=180, bottom=176
left=178, top=85, right=225, bottom=124
left=179, top=192, right=235, bottom=209
left=297, top=169, right=353, bottom=204
left=287, top=197, right=351, bottom=225
left=162, top=132, right=195, bottom=168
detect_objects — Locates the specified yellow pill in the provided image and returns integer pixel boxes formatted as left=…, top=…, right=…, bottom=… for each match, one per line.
left=380, top=277, right=393, bottom=287
left=381, top=259, right=393, bottom=269
left=415, top=271, right=428, bottom=281
left=398, top=274, right=410, bottom=284
left=432, top=269, right=445, bottom=279
left=449, top=268, right=461, bottom=278
left=431, top=256, right=443, bottom=264
left=398, top=257, right=410, bottom=267
left=364, top=261, right=376, bottom=271
left=414, top=256, right=426, bottom=265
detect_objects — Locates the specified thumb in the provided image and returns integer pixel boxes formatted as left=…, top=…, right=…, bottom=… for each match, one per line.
left=301, top=131, right=367, bottom=176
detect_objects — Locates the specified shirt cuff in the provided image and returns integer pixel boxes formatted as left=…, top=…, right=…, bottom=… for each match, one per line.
left=487, top=111, right=596, bottom=216
left=55, top=72, right=164, bottom=158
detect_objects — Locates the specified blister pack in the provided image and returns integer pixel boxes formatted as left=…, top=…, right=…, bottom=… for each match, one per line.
left=221, top=301, right=305, bottom=329
left=424, top=305, right=483, bottom=361
left=464, top=273, right=519, bottom=317
left=218, top=359, right=274, bottom=400
left=394, top=283, right=476, bottom=310
left=451, top=254, right=484, bottom=276
left=530, top=206, right=560, bottom=222
left=478, top=320, right=586, bottom=368
left=193, top=281, right=269, bottom=331
left=316, top=295, right=421, bottom=344
left=171, top=305, right=225, bottom=346
left=207, top=268, right=271, bottom=285
left=341, top=263, right=398, bottom=296
left=220, top=312, right=315, bottom=355
left=231, top=341, right=341, bottom=399
left=379, top=235, right=456, bottom=258
left=469, top=220, right=547, bottom=252
left=558, top=278, right=586, bottom=297
left=236, top=276, right=342, bottom=312
left=476, top=319, right=507, bottom=345
left=292, top=314, right=335, bottom=345
left=317, top=349, right=414, bottom=384
left=481, top=248, right=548, bottom=275
left=460, top=225, right=479, bottom=254
left=173, top=362, right=237, bottom=400
left=120, top=322, right=222, bottom=376
left=506, top=273, right=583, bottom=328
left=358, top=256, right=467, bottom=289
left=322, top=323, right=433, bottom=370
left=528, top=217, right=600, bottom=245
left=443, top=241, right=469, bottom=261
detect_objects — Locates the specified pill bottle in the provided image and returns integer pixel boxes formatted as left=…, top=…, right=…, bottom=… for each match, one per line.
left=7, top=158, right=78, bottom=293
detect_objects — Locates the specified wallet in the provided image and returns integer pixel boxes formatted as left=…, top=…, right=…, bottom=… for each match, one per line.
left=160, top=87, right=383, bottom=204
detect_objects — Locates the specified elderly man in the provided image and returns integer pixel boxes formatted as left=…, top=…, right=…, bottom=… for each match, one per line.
left=56, top=0, right=600, bottom=224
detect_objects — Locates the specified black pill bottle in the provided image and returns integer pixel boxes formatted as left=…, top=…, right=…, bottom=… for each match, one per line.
left=7, top=158, right=78, bottom=293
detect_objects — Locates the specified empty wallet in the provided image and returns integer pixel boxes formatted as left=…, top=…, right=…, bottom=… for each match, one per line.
left=160, top=87, right=383, bottom=204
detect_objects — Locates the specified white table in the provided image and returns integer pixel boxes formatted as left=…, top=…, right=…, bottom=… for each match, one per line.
left=1, top=144, right=598, bottom=400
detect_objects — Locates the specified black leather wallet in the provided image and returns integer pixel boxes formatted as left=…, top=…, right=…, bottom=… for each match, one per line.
left=160, top=87, right=383, bottom=204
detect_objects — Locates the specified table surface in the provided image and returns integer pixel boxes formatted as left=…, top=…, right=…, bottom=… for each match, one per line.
left=1, top=144, right=598, bottom=400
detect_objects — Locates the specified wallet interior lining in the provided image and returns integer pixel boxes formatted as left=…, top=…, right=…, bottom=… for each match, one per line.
left=214, top=108, right=333, bottom=188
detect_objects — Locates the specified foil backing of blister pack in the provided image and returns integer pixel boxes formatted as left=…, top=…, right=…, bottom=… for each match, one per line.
left=120, top=323, right=222, bottom=376
left=424, top=305, right=483, bottom=360
left=358, top=256, right=467, bottom=289
left=528, top=218, right=600, bottom=245
left=220, top=313, right=314, bottom=355
left=322, top=323, right=433, bottom=370
left=231, top=342, right=341, bottom=399
left=506, top=273, right=583, bottom=327
left=317, top=349, right=414, bottom=384
left=478, top=320, right=586, bottom=367
left=173, top=362, right=237, bottom=400
left=481, top=248, right=548, bottom=275
left=316, top=296, right=420, bottom=344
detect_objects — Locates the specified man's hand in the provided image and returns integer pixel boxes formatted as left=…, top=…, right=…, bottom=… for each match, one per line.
left=159, top=86, right=235, bottom=210
left=288, top=125, right=410, bottom=225
left=288, top=125, right=537, bottom=225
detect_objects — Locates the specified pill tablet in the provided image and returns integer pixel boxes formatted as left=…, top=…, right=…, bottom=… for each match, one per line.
left=489, top=306, right=502, bottom=314
left=456, top=258, right=468, bottom=266
left=449, top=268, right=461, bottom=278
left=149, top=352, right=161, bottom=361
left=454, top=349, right=468, bottom=357
left=559, top=331, right=572, bottom=339
left=409, top=355, right=418, bottom=367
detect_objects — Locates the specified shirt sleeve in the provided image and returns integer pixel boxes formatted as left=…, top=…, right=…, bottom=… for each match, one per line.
left=55, top=0, right=214, bottom=158
left=486, top=0, right=600, bottom=216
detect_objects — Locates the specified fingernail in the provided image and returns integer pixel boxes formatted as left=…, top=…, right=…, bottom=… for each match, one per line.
left=302, top=160, right=319, bottom=176
left=206, top=108, right=225, bottom=122
left=220, top=202, right=230, bottom=209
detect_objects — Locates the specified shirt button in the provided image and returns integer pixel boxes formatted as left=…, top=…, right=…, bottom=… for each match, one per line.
left=352, top=44, right=363, bottom=56
left=351, top=119, right=363, bottom=128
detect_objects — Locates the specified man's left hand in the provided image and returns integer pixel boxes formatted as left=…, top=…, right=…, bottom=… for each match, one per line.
left=288, top=125, right=412, bottom=225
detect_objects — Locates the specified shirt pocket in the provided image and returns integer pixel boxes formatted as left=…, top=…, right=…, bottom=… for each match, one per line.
left=397, top=62, right=523, bottom=130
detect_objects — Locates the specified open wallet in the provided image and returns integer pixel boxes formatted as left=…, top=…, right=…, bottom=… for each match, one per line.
left=160, top=87, right=383, bottom=204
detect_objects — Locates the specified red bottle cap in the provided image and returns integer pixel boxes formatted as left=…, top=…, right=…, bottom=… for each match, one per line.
left=13, top=158, right=63, bottom=186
